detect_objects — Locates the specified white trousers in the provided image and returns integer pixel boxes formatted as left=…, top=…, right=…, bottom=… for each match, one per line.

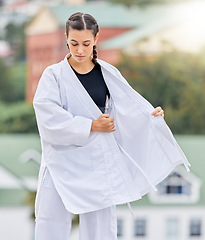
left=35, top=169, right=118, bottom=240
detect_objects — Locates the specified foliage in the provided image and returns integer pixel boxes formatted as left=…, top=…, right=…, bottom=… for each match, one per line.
left=0, top=57, right=37, bottom=133
left=0, top=59, right=26, bottom=103
left=116, top=50, right=205, bottom=134
left=0, top=60, right=26, bottom=102
left=0, top=60, right=37, bottom=133
left=8, top=61, right=26, bottom=101
left=0, top=58, right=15, bottom=102
left=5, top=22, right=26, bottom=61
left=0, top=102, right=38, bottom=133
left=24, top=191, right=36, bottom=220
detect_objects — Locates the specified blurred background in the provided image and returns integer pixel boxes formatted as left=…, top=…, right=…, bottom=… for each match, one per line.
left=0, top=0, right=205, bottom=239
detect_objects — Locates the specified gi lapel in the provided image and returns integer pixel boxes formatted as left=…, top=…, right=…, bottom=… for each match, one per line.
left=98, top=59, right=155, bottom=116
left=98, top=59, right=191, bottom=177
left=60, top=54, right=102, bottom=120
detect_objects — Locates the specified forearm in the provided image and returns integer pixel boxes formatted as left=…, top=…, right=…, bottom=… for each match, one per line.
left=91, top=120, right=100, bottom=132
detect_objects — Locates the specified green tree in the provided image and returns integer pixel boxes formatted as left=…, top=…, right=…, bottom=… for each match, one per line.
left=0, top=59, right=15, bottom=102
left=0, top=60, right=25, bottom=102
left=116, top=50, right=205, bottom=134
left=0, top=60, right=36, bottom=133
left=8, top=61, right=26, bottom=101
left=5, top=22, right=26, bottom=61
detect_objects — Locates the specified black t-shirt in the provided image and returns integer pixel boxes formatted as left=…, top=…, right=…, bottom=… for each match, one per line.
left=71, top=63, right=110, bottom=113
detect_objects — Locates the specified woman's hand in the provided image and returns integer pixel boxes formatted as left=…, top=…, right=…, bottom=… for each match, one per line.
left=152, top=106, right=164, bottom=118
left=91, top=114, right=116, bottom=132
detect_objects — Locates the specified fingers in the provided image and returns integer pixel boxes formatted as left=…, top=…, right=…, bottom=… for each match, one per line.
left=109, top=123, right=116, bottom=132
left=97, top=114, right=116, bottom=132
left=106, top=118, right=115, bottom=132
left=98, top=114, right=109, bottom=120
left=101, top=113, right=110, bottom=118
left=152, top=106, right=164, bottom=118
left=109, top=121, right=115, bottom=128
left=100, top=114, right=115, bottom=123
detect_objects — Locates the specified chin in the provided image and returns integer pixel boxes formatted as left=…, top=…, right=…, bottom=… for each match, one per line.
left=74, top=57, right=87, bottom=63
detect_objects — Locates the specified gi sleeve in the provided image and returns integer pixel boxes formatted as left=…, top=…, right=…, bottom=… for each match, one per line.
left=33, top=67, right=92, bottom=147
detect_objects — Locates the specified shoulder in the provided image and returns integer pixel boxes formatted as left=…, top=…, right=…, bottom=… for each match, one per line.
left=43, top=61, right=62, bottom=75
left=34, top=61, right=63, bottom=102
left=97, top=58, right=130, bottom=86
left=40, top=60, right=64, bottom=82
left=97, top=58, right=118, bottom=71
left=97, top=59, right=121, bottom=76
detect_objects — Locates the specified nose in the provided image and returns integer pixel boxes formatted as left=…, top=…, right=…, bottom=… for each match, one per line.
left=77, top=45, right=84, bottom=55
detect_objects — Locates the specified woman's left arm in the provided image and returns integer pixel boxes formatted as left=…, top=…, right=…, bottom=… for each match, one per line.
left=152, top=106, right=164, bottom=118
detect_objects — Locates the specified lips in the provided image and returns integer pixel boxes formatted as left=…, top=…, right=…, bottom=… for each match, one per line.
left=76, top=55, right=85, bottom=58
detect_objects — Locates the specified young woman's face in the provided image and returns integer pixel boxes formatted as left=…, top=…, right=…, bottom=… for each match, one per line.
left=66, top=28, right=98, bottom=64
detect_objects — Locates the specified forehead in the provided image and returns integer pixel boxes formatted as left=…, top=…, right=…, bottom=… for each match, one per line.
left=68, top=29, right=94, bottom=41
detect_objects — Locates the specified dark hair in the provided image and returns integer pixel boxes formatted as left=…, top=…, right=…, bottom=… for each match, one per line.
left=66, top=12, right=99, bottom=64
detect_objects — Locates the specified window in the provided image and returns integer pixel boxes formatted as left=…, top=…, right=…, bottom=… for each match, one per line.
left=148, top=168, right=201, bottom=204
left=117, top=218, right=123, bottom=237
left=166, top=218, right=179, bottom=238
left=134, top=218, right=146, bottom=237
left=190, top=219, right=201, bottom=237
left=158, top=172, right=191, bottom=196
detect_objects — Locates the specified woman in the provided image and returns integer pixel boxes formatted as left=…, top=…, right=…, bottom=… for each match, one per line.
left=33, top=12, right=190, bottom=240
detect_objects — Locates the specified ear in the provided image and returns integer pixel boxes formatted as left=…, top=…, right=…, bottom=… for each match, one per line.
left=94, top=33, right=99, bottom=45
left=65, top=32, right=68, bottom=40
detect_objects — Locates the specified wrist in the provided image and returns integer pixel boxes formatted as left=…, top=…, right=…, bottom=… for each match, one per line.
left=91, top=120, right=99, bottom=132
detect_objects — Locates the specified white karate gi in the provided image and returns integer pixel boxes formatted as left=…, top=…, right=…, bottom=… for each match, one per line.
left=33, top=54, right=190, bottom=239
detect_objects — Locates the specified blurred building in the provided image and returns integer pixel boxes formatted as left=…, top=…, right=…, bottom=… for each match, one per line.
left=0, top=134, right=204, bottom=240
left=25, top=0, right=205, bottom=103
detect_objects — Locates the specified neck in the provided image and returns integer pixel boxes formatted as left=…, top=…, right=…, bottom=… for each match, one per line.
left=68, top=55, right=94, bottom=74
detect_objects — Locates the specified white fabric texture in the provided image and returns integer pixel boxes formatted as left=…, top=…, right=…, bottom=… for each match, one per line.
left=33, top=54, right=191, bottom=215
left=35, top=169, right=117, bottom=240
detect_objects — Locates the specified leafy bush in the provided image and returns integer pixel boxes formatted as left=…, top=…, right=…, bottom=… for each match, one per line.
left=0, top=102, right=38, bottom=133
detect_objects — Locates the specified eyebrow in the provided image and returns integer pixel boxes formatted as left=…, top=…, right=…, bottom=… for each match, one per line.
left=71, top=39, right=91, bottom=43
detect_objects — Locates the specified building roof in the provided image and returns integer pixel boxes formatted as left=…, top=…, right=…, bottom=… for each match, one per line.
left=0, top=134, right=40, bottom=177
left=101, top=1, right=205, bottom=52
left=25, top=2, right=142, bottom=35
left=24, top=1, right=205, bottom=53
left=100, top=2, right=188, bottom=49
left=49, top=2, right=141, bottom=28
left=0, top=134, right=40, bottom=206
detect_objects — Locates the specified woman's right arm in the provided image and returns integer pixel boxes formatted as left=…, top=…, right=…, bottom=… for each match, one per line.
left=33, top=67, right=92, bottom=147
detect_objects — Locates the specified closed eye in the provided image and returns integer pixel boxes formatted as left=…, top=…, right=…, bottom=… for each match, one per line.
left=71, top=43, right=90, bottom=47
